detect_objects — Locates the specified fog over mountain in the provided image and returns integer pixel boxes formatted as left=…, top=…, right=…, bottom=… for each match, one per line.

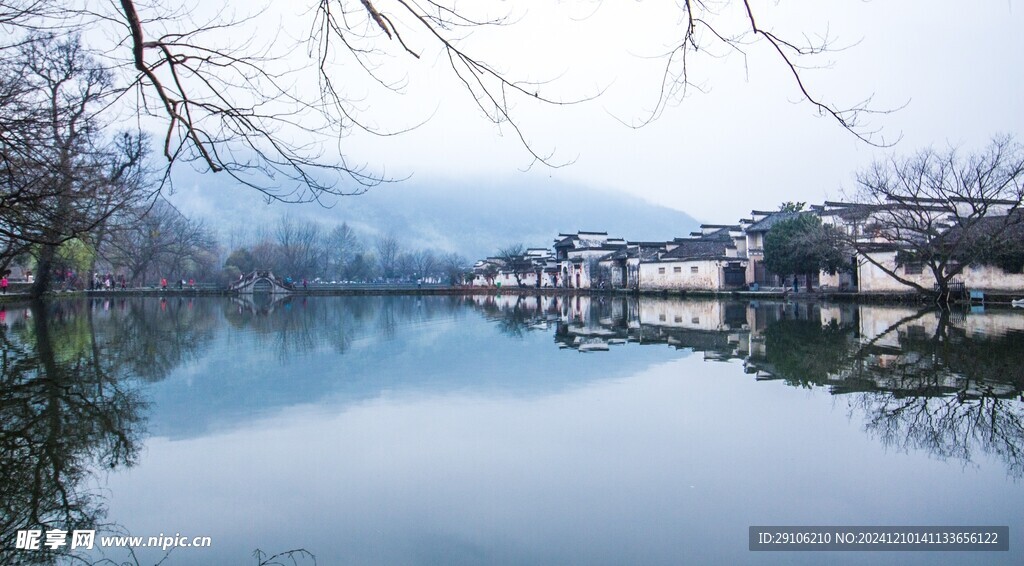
left=167, top=173, right=700, bottom=260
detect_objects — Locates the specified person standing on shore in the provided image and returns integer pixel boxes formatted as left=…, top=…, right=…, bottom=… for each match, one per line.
left=1, top=275, right=7, bottom=294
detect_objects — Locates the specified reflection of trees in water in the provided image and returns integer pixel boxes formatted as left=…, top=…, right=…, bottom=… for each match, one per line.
left=854, top=392, right=1024, bottom=478
left=844, top=313, right=1024, bottom=479
left=221, top=296, right=470, bottom=360
left=0, top=301, right=147, bottom=565
left=0, top=298, right=219, bottom=564
left=471, top=295, right=1024, bottom=478
left=762, top=318, right=858, bottom=388
left=473, top=295, right=561, bottom=339
left=756, top=305, right=1024, bottom=479
left=95, top=297, right=219, bottom=382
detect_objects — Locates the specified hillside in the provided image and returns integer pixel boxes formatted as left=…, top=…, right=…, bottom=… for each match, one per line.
left=167, top=174, right=701, bottom=260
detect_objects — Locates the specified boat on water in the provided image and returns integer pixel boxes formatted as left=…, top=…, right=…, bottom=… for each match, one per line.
left=1012, top=299, right=1024, bottom=308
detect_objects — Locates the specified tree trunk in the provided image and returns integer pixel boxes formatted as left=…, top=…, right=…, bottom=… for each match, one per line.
left=932, top=264, right=949, bottom=304
left=31, top=244, right=57, bottom=297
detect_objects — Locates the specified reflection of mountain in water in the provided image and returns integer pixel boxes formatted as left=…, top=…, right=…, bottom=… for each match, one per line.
left=145, top=295, right=689, bottom=440
left=477, top=294, right=1024, bottom=478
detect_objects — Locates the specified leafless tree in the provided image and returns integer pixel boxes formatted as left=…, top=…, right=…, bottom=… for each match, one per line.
left=324, top=222, right=362, bottom=280
left=103, top=198, right=217, bottom=285
left=2, top=1, right=891, bottom=205
left=375, top=233, right=400, bottom=279
left=275, top=215, right=324, bottom=279
left=849, top=135, right=1024, bottom=297
left=497, top=243, right=533, bottom=287
left=0, top=35, right=154, bottom=294
left=409, top=249, right=437, bottom=281
left=395, top=252, right=415, bottom=281
left=440, top=251, right=468, bottom=285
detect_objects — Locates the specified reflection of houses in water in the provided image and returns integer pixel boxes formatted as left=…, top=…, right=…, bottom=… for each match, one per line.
left=470, top=294, right=1024, bottom=476
left=553, top=295, right=633, bottom=352
left=635, top=299, right=750, bottom=361
left=479, top=295, right=1024, bottom=402
left=469, top=294, right=564, bottom=337
left=472, top=295, right=1023, bottom=403
left=545, top=295, right=752, bottom=360
left=745, top=303, right=1024, bottom=401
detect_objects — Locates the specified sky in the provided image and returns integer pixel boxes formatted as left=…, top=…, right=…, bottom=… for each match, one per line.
left=165, top=0, right=1024, bottom=225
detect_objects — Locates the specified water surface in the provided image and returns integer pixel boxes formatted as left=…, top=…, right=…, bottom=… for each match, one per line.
left=2, top=295, right=1022, bottom=565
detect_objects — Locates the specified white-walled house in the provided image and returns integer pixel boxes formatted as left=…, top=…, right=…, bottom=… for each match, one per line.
left=552, top=231, right=628, bottom=289
left=595, top=242, right=667, bottom=290
left=638, top=237, right=747, bottom=291
left=466, top=197, right=1022, bottom=296
left=819, top=201, right=1024, bottom=294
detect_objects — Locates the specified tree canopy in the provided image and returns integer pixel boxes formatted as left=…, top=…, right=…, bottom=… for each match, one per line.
left=763, top=213, right=846, bottom=288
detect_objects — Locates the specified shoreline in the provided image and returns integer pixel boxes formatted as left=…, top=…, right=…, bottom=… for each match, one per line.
left=2, top=285, right=1021, bottom=307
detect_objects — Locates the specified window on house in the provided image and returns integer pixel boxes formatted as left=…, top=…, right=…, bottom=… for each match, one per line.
left=907, top=325, right=926, bottom=339
left=673, top=266, right=682, bottom=273
left=658, top=267, right=666, bottom=274
left=692, top=317, right=700, bottom=324
left=659, top=314, right=666, bottom=321
left=690, top=266, right=699, bottom=273
left=904, top=262, right=924, bottom=275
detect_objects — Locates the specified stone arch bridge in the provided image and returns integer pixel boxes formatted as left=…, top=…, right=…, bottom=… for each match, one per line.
left=228, top=271, right=294, bottom=295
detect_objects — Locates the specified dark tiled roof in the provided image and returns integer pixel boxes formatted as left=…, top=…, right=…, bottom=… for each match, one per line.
left=659, top=239, right=732, bottom=261
left=944, top=211, right=1024, bottom=240
left=745, top=211, right=807, bottom=232
left=638, top=246, right=664, bottom=261
left=887, top=196, right=1020, bottom=206
left=601, top=249, right=629, bottom=261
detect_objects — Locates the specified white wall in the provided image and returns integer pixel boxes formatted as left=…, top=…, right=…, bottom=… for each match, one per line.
left=638, top=260, right=722, bottom=290
left=858, top=251, right=1024, bottom=293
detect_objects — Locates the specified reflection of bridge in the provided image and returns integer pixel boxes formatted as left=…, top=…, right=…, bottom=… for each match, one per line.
left=230, top=295, right=292, bottom=315
left=228, top=271, right=294, bottom=295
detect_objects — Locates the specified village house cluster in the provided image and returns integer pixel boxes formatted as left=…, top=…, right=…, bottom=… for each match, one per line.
left=469, top=199, right=1024, bottom=294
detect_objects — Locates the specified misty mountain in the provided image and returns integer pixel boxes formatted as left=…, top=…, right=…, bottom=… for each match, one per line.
left=167, top=173, right=700, bottom=260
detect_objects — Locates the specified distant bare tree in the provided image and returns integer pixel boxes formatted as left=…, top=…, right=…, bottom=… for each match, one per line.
left=375, top=234, right=400, bottom=280
left=325, top=222, right=362, bottom=280
left=441, top=252, right=469, bottom=285
left=395, top=252, right=415, bottom=281
left=410, top=249, right=437, bottom=281
left=249, top=239, right=280, bottom=274
left=104, top=198, right=216, bottom=285
left=275, top=216, right=323, bottom=279
left=497, top=243, right=532, bottom=287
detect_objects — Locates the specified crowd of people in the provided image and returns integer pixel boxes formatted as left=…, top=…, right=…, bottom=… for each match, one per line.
left=92, top=272, right=128, bottom=290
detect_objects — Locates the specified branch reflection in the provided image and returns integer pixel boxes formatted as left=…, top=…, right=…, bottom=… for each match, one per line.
left=472, top=295, right=1024, bottom=478
left=0, top=298, right=215, bottom=564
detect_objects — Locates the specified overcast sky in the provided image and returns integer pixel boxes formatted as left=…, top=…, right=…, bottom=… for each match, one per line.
left=165, top=1, right=1024, bottom=226
left=295, top=0, right=1021, bottom=224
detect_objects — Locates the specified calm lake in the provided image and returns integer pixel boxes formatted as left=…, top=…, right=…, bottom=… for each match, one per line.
left=2, top=294, right=1023, bottom=565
